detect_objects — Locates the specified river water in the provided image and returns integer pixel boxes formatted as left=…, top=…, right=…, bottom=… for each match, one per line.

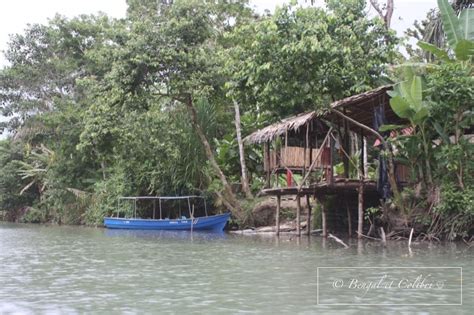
left=0, top=223, right=472, bottom=314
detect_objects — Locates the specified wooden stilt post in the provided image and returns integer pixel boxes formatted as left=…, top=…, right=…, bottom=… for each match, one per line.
left=357, top=239, right=363, bottom=255
left=358, top=183, right=364, bottom=239
left=322, top=200, right=327, bottom=238
left=296, top=194, right=301, bottom=236
left=309, top=122, right=313, bottom=169
left=306, top=195, right=312, bottom=236
left=276, top=194, right=281, bottom=236
left=345, top=198, right=352, bottom=238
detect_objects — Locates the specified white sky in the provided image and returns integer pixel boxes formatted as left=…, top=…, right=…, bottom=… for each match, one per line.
left=0, top=0, right=437, bottom=67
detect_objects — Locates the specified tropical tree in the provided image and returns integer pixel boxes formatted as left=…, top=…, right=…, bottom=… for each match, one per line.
left=77, top=0, right=255, bottom=216
left=225, top=0, right=399, bottom=120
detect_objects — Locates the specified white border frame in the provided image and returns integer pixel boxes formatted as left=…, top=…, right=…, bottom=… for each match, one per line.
left=316, top=267, right=463, bottom=306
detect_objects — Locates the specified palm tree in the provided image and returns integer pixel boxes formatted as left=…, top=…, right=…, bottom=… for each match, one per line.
left=17, top=144, right=55, bottom=196
left=407, top=0, right=473, bottom=61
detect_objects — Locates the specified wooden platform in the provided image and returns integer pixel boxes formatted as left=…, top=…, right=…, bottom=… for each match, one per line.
left=312, top=179, right=377, bottom=196
left=261, top=179, right=378, bottom=197
left=261, top=178, right=380, bottom=239
left=261, top=186, right=315, bottom=196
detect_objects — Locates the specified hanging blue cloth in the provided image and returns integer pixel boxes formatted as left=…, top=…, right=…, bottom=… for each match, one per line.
left=373, top=103, right=391, bottom=199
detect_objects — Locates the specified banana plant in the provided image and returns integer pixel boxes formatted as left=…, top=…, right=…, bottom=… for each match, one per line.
left=417, top=0, right=474, bottom=62
left=387, top=71, right=429, bottom=126
left=387, top=69, right=433, bottom=185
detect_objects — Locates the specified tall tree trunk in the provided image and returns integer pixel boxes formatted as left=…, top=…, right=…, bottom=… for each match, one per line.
left=184, top=96, right=242, bottom=214
left=100, top=161, right=107, bottom=180
left=370, top=0, right=394, bottom=29
left=233, top=100, right=253, bottom=199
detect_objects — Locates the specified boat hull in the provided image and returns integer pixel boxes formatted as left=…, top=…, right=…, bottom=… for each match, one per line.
left=104, top=212, right=230, bottom=232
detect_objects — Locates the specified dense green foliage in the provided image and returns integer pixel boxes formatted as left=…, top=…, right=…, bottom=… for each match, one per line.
left=225, top=0, right=398, bottom=118
left=388, top=0, right=473, bottom=239
left=0, top=0, right=398, bottom=225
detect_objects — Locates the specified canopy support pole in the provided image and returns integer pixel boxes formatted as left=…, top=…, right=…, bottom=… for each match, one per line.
left=134, top=199, right=137, bottom=219
left=190, top=204, right=195, bottom=233
left=187, top=198, right=191, bottom=220
left=159, top=198, right=162, bottom=219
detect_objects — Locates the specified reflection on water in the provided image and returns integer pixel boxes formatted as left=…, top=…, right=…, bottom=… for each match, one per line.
left=104, top=229, right=227, bottom=241
left=0, top=223, right=472, bottom=314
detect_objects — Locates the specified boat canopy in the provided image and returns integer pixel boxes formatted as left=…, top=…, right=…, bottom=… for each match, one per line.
left=116, top=195, right=208, bottom=219
left=118, top=196, right=205, bottom=200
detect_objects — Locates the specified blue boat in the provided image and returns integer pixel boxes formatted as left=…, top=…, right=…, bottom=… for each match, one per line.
left=103, top=196, right=230, bottom=232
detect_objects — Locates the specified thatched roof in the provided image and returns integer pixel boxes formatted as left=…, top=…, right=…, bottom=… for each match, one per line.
left=329, top=85, right=397, bottom=130
left=330, top=85, right=391, bottom=109
left=245, top=85, right=395, bottom=144
left=244, top=111, right=317, bottom=144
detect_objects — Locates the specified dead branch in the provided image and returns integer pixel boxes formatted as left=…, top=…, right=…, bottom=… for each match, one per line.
left=380, top=227, right=387, bottom=246
left=328, top=233, right=349, bottom=248
left=369, top=0, right=394, bottom=28
left=408, top=228, right=414, bottom=248
left=356, top=231, right=382, bottom=241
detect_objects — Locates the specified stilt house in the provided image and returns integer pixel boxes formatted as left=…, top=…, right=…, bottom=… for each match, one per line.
left=245, top=86, right=409, bottom=237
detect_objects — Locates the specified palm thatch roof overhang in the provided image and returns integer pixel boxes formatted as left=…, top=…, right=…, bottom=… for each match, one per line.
left=245, top=85, right=400, bottom=144
left=328, top=85, right=401, bottom=136
left=244, top=111, right=319, bottom=144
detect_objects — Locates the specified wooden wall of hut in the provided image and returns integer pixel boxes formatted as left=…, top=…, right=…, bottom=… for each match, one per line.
left=264, top=147, right=331, bottom=171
